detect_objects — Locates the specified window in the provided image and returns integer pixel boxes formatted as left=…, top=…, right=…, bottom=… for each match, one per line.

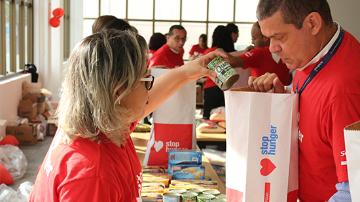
left=82, top=0, right=259, bottom=59
left=0, top=0, right=33, bottom=77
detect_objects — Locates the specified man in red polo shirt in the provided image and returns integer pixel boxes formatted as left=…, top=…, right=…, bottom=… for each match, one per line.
left=237, top=0, right=360, bottom=201
left=148, top=25, right=186, bottom=69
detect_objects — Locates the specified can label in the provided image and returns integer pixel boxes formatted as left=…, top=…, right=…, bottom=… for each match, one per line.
left=207, top=56, right=239, bottom=90
left=181, top=191, right=198, bottom=202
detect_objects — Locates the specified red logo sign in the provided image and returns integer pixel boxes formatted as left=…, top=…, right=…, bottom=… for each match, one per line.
left=260, top=158, right=276, bottom=176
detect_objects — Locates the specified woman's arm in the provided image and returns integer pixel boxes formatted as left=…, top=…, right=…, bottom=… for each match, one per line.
left=142, top=50, right=225, bottom=118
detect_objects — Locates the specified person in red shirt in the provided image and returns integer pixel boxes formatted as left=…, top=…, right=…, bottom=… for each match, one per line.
left=225, top=1, right=360, bottom=201
left=148, top=32, right=167, bottom=58
left=29, top=18, right=221, bottom=202
left=203, top=25, right=235, bottom=119
left=148, top=25, right=187, bottom=69
left=189, top=34, right=208, bottom=60
left=235, top=21, right=292, bottom=86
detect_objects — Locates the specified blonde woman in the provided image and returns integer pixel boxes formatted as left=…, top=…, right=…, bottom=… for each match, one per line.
left=29, top=30, right=221, bottom=201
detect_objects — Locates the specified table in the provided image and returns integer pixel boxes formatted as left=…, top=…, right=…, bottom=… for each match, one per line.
left=196, top=128, right=226, bottom=142
left=131, top=132, right=226, bottom=194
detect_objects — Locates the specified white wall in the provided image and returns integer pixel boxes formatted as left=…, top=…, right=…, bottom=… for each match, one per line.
left=329, top=0, right=360, bottom=40
left=0, top=74, right=31, bottom=122
left=33, top=0, right=83, bottom=101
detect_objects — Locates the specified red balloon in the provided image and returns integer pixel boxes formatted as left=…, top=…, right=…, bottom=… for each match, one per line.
left=52, top=8, right=64, bottom=18
left=49, top=17, right=60, bottom=28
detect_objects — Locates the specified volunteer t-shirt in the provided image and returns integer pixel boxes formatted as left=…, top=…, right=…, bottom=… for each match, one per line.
left=239, top=47, right=292, bottom=86
left=148, top=44, right=184, bottom=69
left=189, top=44, right=207, bottom=56
left=29, top=126, right=142, bottom=202
left=293, top=31, right=360, bottom=201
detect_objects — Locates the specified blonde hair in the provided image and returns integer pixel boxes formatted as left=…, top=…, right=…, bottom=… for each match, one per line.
left=57, top=30, right=147, bottom=145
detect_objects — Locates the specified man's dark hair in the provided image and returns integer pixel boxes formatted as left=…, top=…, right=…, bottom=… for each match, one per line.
left=226, top=23, right=239, bottom=34
left=168, top=25, right=186, bottom=35
left=149, top=33, right=167, bottom=51
left=199, top=34, right=207, bottom=42
left=212, top=25, right=235, bottom=52
left=92, top=15, right=132, bottom=33
left=257, top=0, right=333, bottom=29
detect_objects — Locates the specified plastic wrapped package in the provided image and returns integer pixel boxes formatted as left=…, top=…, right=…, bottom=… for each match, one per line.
left=0, top=181, right=33, bottom=202
left=0, top=145, right=28, bottom=180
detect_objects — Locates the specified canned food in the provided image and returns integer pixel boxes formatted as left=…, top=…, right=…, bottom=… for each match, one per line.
left=207, top=56, right=239, bottom=90
left=197, top=193, right=216, bottom=202
left=182, top=191, right=198, bottom=202
left=187, top=188, right=204, bottom=194
left=203, top=189, right=220, bottom=196
left=163, top=193, right=181, bottom=202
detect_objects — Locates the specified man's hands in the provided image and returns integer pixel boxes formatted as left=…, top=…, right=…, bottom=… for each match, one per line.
left=248, top=73, right=286, bottom=93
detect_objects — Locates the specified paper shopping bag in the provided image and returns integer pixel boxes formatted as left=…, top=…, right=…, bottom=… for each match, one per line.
left=225, top=90, right=299, bottom=202
left=344, top=121, right=360, bottom=202
left=144, top=68, right=196, bottom=166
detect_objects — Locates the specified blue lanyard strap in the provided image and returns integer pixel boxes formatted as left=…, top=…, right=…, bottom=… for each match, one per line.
left=296, top=29, right=344, bottom=96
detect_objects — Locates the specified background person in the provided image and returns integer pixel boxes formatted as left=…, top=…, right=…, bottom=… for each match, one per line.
left=148, top=25, right=187, bottom=69
left=189, top=34, right=208, bottom=60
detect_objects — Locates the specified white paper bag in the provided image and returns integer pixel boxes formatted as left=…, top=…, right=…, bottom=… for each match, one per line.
left=344, top=121, right=360, bottom=202
left=225, top=90, right=298, bottom=202
left=144, top=68, right=196, bottom=166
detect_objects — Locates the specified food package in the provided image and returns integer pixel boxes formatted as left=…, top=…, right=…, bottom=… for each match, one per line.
left=168, top=150, right=202, bottom=166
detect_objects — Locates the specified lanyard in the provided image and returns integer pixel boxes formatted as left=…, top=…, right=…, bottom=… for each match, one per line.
left=296, top=29, right=344, bottom=96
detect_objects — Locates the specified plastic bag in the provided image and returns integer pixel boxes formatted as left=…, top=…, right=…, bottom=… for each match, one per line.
left=0, top=181, right=33, bottom=202
left=0, top=145, right=28, bottom=180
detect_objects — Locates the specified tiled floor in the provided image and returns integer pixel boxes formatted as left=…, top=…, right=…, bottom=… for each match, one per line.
left=10, top=136, right=53, bottom=189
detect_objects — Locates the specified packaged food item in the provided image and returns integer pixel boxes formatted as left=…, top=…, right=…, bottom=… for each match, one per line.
left=169, top=180, right=218, bottom=190
left=162, top=192, right=181, bottom=202
left=142, top=166, right=167, bottom=174
left=142, top=173, right=171, bottom=187
left=203, top=189, right=220, bottom=196
left=207, top=56, right=239, bottom=90
left=168, top=150, right=202, bottom=165
left=168, top=165, right=205, bottom=180
left=141, top=182, right=165, bottom=193
left=167, top=189, right=187, bottom=195
left=141, top=193, right=163, bottom=202
left=197, top=122, right=225, bottom=133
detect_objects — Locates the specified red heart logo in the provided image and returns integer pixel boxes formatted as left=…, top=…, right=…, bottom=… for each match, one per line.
left=260, top=158, right=276, bottom=176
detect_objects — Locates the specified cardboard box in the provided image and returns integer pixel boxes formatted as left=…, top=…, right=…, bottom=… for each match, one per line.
left=18, top=99, right=37, bottom=120
left=6, top=124, right=37, bottom=145
left=344, top=121, right=360, bottom=202
left=47, top=118, right=58, bottom=136
left=23, top=92, right=41, bottom=103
